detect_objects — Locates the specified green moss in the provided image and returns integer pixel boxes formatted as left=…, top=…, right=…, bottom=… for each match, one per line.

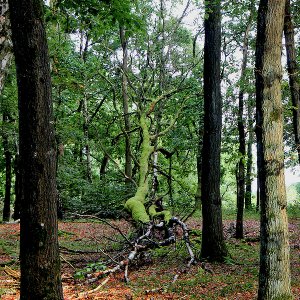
left=148, top=204, right=157, bottom=217
left=148, top=204, right=171, bottom=223
left=125, top=196, right=150, bottom=224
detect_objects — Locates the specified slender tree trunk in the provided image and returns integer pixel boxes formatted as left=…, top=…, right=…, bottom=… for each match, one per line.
left=284, top=0, right=300, bottom=164
left=235, top=8, right=254, bottom=238
left=201, top=0, right=228, bottom=261
left=151, top=0, right=167, bottom=197
left=83, top=93, right=92, bottom=182
left=13, top=153, right=21, bottom=220
left=80, top=29, right=92, bottom=182
left=255, top=1, right=292, bottom=299
left=8, top=0, right=63, bottom=298
left=256, top=174, right=260, bottom=212
left=168, top=156, right=173, bottom=210
left=2, top=113, right=12, bottom=222
left=195, top=129, right=203, bottom=209
left=120, top=26, right=132, bottom=184
left=100, top=154, right=109, bottom=179
left=245, top=100, right=254, bottom=210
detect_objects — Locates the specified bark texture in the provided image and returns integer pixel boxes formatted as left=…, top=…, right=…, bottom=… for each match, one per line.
left=284, top=0, right=300, bottom=164
left=255, top=1, right=292, bottom=299
left=200, top=0, right=228, bottom=261
left=8, top=0, right=63, bottom=298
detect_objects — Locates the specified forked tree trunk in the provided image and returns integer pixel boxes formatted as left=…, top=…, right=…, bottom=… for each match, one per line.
left=200, top=0, right=228, bottom=261
left=9, top=0, right=63, bottom=298
left=255, top=0, right=292, bottom=299
left=284, top=0, right=300, bottom=164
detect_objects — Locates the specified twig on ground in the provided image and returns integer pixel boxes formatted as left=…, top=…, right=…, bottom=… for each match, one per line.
left=60, top=254, right=76, bottom=270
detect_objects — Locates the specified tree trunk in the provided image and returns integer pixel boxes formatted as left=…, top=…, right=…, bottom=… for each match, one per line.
left=255, top=1, right=292, bottom=299
left=284, top=0, right=300, bottom=164
left=245, top=100, right=254, bottom=210
left=82, top=36, right=92, bottom=183
left=8, top=0, right=63, bottom=298
left=83, top=93, right=92, bottom=182
left=195, top=128, right=203, bottom=210
left=125, top=114, right=154, bottom=224
left=120, top=26, right=132, bottom=184
left=235, top=7, right=254, bottom=238
left=100, top=154, right=109, bottom=179
left=13, top=154, right=21, bottom=220
left=200, top=0, right=228, bottom=261
left=151, top=0, right=167, bottom=198
left=2, top=113, right=12, bottom=222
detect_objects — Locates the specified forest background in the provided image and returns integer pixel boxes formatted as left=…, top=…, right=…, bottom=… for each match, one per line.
left=0, top=0, right=299, bottom=220
left=0, top=0, right=299, bottom=299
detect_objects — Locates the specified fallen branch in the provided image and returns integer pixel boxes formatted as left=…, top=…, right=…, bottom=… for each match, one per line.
left=4, top=266, right=20, bottom=280
left=70, top=213, right=133, bottom=246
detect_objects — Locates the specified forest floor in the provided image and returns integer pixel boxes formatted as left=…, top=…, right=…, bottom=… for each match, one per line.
left=0, top=214, right=299, bottom=300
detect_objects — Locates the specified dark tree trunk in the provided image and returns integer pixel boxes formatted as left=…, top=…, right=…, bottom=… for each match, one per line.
left=255, top=0, right=292, bottom=298
left=168, top=156, right=173, bottom=210
left=245, top=102, right=254, bottom=210
left=79, top=30, right=92, bottom=183
left=2, top=113, right=12, bottom=222
left=195, top=126, right=203, bottom=209
left=8, top=0, right=63, bottom=298
left=284, top=0, right=300, bottom=164
left=235, top=7, right=254, bottom=238
left=200, top=0, right=228, bottom=261
left=13, top=153, right=21, bottom=220
left=100, top=154, right=109, bottom=179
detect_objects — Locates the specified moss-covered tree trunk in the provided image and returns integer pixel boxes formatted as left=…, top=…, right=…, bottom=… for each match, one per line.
left=125, top=114, right=154, bottom=224
left=124, top=113, right=171, bottom=224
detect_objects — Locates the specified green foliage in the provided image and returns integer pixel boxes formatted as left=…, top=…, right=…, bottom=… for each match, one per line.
left=74, top=261, right=107, bottom=280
